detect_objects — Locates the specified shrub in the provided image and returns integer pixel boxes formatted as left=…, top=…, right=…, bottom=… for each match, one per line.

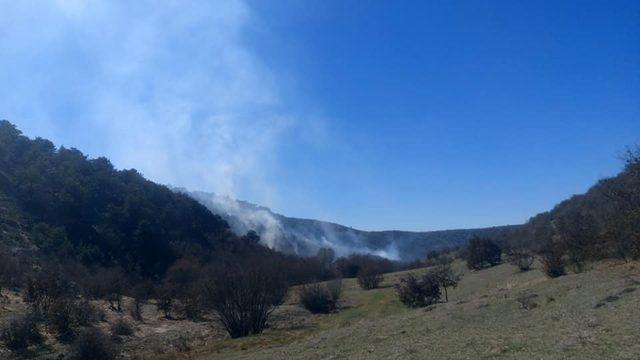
left=46, top=298, right=77, bottom=342
left=299, top=279, right=342, bottom=314
left=541, top=247, right=566, bottom=278
left=395, top=272, right=441, bottom=308
left=204, top=255, right=288, bottom=338
left=516, top=293, right=539, bottom=310
left=74, top=299, right=103, bottom=326
left=155, top=286, right=173, bottom=319
left=95, top=268, right=127, bottom=312
left=173, top=335, right=191, bottom=353
left=431, top=258, right=462, bottom=302
left=465, top=237, right=502, bottom=270
left=70, top=328, right=117, bottom=360
left=131, top=298, right=144, bottom=321
left=23, top=269, right=75, bottom=316
left=110, top=318, right=134, bottom=336
left=130, top=281, right=154, bottom=322
left=509, top=249, right=535, bottom=272
left=45, top=298, right=102, bottom=343
left=0, top=248, right=26, bottom=290
left=357, top=267, right=383, bottom=290
left=0, top=312, right=43, bottom=351
left=181, top=289, right=204, bottom=320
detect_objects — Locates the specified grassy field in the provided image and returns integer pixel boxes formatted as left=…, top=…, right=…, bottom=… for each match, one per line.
left=2, top=260, right=638, bottom=359
left=161, top=260, right=640, bottom=360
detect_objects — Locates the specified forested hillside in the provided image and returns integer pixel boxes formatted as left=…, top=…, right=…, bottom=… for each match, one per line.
left=513, top=147, right=640, bottom=271
left=0, top=120, right=235, bottom=277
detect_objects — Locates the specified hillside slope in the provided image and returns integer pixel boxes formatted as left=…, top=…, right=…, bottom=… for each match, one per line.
left=0, top=120, right=235, bottom=277
left=188, top=191, right=519, bottom=260
left=171, top=260, right=640, bottom=359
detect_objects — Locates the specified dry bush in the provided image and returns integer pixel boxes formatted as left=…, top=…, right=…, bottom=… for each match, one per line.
left=94, top=268, right=127, bottom=312
left=299, top=279, right=342, bottom=314
left=465, top=237, right=502, bottom=270
left=23, top=269, right=75, bottom=316
left=74, top=299, right=104, bottom=326
left=0, top=248, right=27, bottom=291
left=204, top=255, right=288, bottom=338
left=357, top=267, right=383, bottom=290
left=47, top=298, right=78, bottom=342
left=540, top=243, right=566, bottom=278
left=395, top=272, right=441, bottom=307
left=70, top=328, right=117, bottom=360
left=110, top=318, right=134, bottom=336
left=155, top=286, right=173, bottom=319
left=509, top=249, right=535, bottom=272
left=181, top=292, right=204, bottom=320
left=45, top=298, right=102, bottom=343
left=173, top=335, right=191, bottom=353
left=0, top=312, right=43, bottom=351
left=129, top=281, right=153, bottom=322
left=516, top=293, right=539, bottom=310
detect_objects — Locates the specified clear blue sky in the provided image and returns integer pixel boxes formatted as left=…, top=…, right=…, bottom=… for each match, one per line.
left=1, top=1, right=638, bottom=231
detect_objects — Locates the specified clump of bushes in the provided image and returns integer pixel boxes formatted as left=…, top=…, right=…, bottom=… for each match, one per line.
left=70, top=328, right=117, bottom=360
left=465, top=237, right=502, bottom=270
left=508, top=249, right=535, bottom=272
left=335, top=254, right=395, bottom=278
left=0, top=312, right=43, bottom=352
left=45, top=298, right=102, bottom=343
left=357, top=267, right=383, bottom=290
left=298, top=279, right=342, bottom=314
left=395, top=272, right=441, bottom=307
left=46, top=298, right=78, bottom=342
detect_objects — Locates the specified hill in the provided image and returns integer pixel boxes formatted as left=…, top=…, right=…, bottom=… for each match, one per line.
left=0, top=119, right=516, bottom=272
left=0, top=120, right=236, bottom=277
left=517, top=146, right=640, bottom=265
left=187, top=190, right=519, bottom=260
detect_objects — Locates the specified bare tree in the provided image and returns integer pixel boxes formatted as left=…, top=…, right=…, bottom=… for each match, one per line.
left=203, top=254, right=288, bottom=338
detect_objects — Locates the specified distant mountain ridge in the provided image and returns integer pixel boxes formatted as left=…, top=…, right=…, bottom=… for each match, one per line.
left=185, top=190, right=520, bottom=260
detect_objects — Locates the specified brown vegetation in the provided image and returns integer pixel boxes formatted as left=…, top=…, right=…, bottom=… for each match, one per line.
left=395, top=272, right=441, bottom=307
left=298, top=279, right=342, bottom=314
left=357, top=267, right=383, bottom=290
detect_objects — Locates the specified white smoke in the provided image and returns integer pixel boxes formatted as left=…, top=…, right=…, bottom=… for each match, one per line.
left=188, top=191, right=401, bottom=260
left=0, top=0, right=290, bottom=207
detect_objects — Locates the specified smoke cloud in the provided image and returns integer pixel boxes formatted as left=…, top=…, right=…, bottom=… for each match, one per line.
left=188, top=191, right=401, bottom=260
left=0, top=0, right=290, bottom=206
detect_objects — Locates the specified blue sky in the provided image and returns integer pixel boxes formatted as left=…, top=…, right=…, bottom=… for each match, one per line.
left=1, top=1, right=638, bottom=231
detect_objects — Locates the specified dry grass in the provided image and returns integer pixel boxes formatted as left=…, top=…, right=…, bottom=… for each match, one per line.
left=160, top=260, right=640, bottom=360
left=2, top=260, right=639, bottom=359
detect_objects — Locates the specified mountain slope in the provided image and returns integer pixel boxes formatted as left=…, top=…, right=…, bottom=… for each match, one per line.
left=187, top=191, right=519, bottom=260
left=0, top=120, right=235, bottom=277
